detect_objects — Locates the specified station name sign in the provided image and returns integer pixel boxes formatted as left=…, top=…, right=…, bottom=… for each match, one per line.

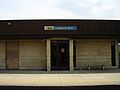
left=44, top=26, right=77, bottom=30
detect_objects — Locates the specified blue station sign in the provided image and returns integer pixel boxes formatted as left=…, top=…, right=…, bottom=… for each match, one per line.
left=44, top=26, right=77, bottom=30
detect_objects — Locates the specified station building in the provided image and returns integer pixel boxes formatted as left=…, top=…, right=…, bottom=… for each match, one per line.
left=0, top=19, right=119, bottom=71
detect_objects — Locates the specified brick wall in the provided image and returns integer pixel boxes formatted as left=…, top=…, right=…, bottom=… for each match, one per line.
left=0, top=41, right=5, bottom=69
left=76, top=39, right=112, bottom=68
left=19, top=41, right=47, bottom=69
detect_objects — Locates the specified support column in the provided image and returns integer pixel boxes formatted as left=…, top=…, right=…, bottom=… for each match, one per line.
left=47, top=39, right=51, bottom=71
left=115, top=40, right=119, bottom=68
left=69, top=39, right=74, bottom=71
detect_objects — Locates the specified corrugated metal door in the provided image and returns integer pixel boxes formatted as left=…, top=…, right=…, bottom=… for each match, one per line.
left=6, top=41, right=19, bottom=69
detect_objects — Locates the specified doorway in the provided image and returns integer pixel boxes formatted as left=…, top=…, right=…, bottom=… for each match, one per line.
left=51, top=40, right=69, bottom=70
left=111, top=41, right=116, bottom=66
left=6, top=41, right=19, bottom=69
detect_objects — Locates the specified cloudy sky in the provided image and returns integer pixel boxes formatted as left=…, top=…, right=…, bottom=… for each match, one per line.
left=0, top=0, right=120, bottom=20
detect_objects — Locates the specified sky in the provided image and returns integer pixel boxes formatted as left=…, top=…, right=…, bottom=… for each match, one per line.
left=0, top=0, right=120, bottom=20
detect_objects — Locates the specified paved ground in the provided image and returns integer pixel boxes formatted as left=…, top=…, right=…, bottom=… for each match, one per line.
left=0, top=71, right=120, bottom=86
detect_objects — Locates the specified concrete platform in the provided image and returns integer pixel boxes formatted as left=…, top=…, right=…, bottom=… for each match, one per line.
left=0, top=71, right=120, bottom=86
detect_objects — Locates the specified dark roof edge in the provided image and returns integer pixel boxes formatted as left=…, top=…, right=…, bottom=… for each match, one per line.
left=0, top=19, right=120, bottom=22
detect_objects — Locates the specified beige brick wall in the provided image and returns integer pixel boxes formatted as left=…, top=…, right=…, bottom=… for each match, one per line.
left=0, top=41, right=5, bottom=69
left=76, top=39, right=112, bottom=68
left=19, top=41, right=47, bottom=69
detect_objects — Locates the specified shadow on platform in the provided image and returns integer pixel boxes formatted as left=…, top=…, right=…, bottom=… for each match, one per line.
left=0, top=85, right=120, bottom=90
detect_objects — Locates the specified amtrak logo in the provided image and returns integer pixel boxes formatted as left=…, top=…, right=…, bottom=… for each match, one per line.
left=44, top=26, right=54, bottom=30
